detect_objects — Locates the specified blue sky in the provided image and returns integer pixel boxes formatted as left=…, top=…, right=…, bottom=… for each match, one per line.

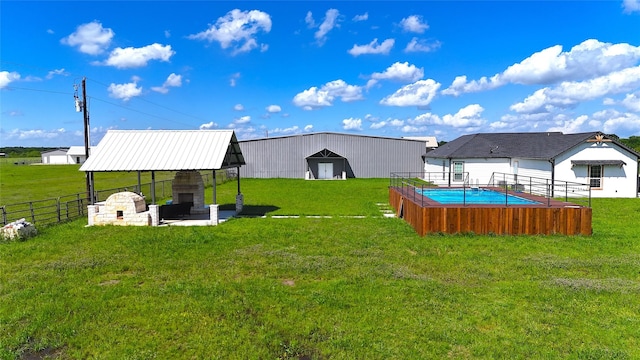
left=1, top=1, right=640, bottom=147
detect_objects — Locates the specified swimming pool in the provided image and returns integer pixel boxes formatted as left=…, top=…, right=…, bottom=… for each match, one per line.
left=416, top=188, right=540, bottom=205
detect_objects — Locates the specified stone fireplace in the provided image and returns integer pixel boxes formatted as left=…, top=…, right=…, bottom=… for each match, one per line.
left=90, top=191, right=152, bottom=226
left=172, top=170, right=205, bottom=213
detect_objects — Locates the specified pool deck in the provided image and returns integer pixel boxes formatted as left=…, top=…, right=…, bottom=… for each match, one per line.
left=390, top=186, right=592, bottom=236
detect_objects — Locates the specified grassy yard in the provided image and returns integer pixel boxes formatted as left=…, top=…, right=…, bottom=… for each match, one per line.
left=0, top=160, right=175, bottom=205
left=1, top=178, right=640, bottom=359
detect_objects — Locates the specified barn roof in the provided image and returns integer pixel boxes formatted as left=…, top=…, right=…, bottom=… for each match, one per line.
left=80, top=130, right=245, bottom=172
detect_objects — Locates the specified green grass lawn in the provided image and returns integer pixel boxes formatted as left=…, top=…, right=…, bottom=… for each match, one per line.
left=0, top=160, right=175, bottom=205
left=1, top=178, right=640, bottom=359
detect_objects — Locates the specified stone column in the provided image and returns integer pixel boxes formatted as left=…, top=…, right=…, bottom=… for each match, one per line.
left=210, top=204, right=219, bottom=225
left=87, top=205, right=96, bottom=226
left=236, top=194, right=244, bottom=213
left=149, top=204, right=160, bottom=226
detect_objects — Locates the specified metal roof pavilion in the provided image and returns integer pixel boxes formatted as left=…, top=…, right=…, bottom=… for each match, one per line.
left=79, top=130, right=245, bottom=206
left=80, top=129, right=245, bottom=172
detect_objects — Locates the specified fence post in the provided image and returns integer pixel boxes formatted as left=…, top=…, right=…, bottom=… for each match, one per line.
left=29, top=202, right=36, bottom=223
left=56, top=198, right=61, bottom=223
left=1, top=206, right=6, bottom=226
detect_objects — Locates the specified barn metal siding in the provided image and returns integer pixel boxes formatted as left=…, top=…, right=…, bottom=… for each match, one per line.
left=239, top=133, right=425, bottom=178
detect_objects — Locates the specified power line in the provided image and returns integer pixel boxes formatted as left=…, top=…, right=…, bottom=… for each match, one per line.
left=86, top=77, right=213, bottom=125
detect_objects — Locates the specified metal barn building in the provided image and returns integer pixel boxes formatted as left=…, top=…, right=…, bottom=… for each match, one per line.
left=238, top=132, right=426, bottom=179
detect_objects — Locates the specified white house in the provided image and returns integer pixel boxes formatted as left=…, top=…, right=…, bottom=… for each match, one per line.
left=66, top=146, right=92, bottom=164
left=424, top=131, right=640, bottom=198
left=41, top=147, right=93, bottom=164
left=41, top=149, right=69, bottom=164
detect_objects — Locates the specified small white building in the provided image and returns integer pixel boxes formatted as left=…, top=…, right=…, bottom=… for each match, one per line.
left=67, top=146, right=92, bottom=164
left=41, top=147, right=93, bottom=164
left=424, top=131, right=640, bottom=198
left=41, top=149, right=69, bottom=164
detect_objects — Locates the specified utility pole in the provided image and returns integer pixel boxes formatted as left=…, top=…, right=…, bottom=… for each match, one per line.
left=79, top=77, right=94, bottom=205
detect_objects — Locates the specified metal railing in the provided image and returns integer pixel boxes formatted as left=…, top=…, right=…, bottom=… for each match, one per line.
left=390, top=172, right=591, bottom=207
left=487, top=172, right=591, bottom=207
left=1, top=170, right=237, bottom=227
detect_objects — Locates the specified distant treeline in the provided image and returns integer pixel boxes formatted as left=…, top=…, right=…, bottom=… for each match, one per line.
left=0, top=147, right=61, bottom=158
left=618, top=136, right=640, bottom=152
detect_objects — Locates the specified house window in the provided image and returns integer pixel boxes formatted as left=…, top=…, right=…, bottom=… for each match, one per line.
left=589, top=165, right=603, bottom=189
left=116, top=210, right=124, bottom=219
left=453, top=161, right=464, bottom=182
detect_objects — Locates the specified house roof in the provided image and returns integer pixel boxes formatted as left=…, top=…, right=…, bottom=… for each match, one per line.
left=79, top=130, right=245, bottom=172
left=67, top=146, right=94, bottom=156
left=424, top=131, right=640, bottom=160
left=41, top=149, right=69, bottom=156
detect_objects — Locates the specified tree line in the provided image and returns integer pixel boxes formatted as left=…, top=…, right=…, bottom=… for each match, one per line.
left=0, top=147, right=61, bottom=158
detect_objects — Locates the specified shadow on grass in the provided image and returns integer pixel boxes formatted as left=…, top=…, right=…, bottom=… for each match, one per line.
left=219, top=204, right=280, bottom=217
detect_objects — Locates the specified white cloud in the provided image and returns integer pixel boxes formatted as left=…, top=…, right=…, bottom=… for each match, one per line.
left=6, top=128, right=67, bottom=140
left=401, top=125, right=428, bottom=133
left=304, top=124, right=314, bottom=132
left=442, top=39, right=640, bottom=96
left=404, top=37, right=441, bottom=53
left=371, top=62, right=424, bottom=83
left=400, top=15, right=429, bottom=33
left=546, top=114, right=592, bottom=134
left=164, top=30, right=171, bottom=38
left=293, top=79, right=364, bottom=109
left=369, top=118, right=405, bottom=130
left=342, top=117, right=362, bottom=130
left=410, top=104, right=486, bottom=128
left=151, top=73, right=182, bottom=94
left=270, top=126, right=307, bottom=135
left=0, top=71, right=20, bottom=88
left=293, top=87, right=333, bottom=110
left=234, top=103, right=244, bottom=111
left=266, top=105, right=281, bottom=113
left=441, top=74, right=503, bottom=96
left=380, top=79, right=441, bottom=107
left=596, top=109, right=640, bottom=134
left=230, top=72, right=241, bottom=87
left=234, top=115, right=251, bottom=124
left=61, top=21, right=114, bottom=55
left=99, top=43, right=174, bottom=69
left=188, top=9, right=272, bottom=55
left=305, top=11, right=316, bottom=28
left=623, top=0, right=640, bottom=13
left=108, top=80, right=143, bottom=101
left=199, top=121, right=218, bottom=130
left=621, top=92, right=640, bottom=112
left=322, top=80, right=363, bottom=101
left=348, top=38, right=395, bottom=56
left=45, top=68, right=68, bottom=79
left=353, top=12, right=368, bottom=21
left=315, top=9, right=340, bottom=45
left=511, top=65, right=640, bottom=114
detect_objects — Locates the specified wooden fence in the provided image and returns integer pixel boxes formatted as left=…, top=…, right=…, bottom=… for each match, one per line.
left=390, top=187, right=592, bottom=236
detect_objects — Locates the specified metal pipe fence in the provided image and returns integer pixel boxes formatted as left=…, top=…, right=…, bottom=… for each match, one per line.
left=1, top=170, right=236, bottom=227
left=390, top=171, right=591, bottom=208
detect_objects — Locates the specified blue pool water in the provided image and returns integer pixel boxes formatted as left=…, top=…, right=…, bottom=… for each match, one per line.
left=416, top=188, right=540, bottom=205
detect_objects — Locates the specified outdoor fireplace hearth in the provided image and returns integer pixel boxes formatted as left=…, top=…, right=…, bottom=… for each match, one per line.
left=172, top=170, right=206, bottom=214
